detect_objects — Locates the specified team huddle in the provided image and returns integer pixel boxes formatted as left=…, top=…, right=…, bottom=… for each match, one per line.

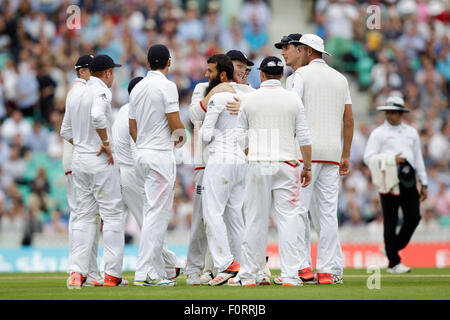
left=61, top=32, right=354, bottom=288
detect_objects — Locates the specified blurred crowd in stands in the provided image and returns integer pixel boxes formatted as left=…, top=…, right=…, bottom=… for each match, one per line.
left=0, top=0, right=448, bottom=245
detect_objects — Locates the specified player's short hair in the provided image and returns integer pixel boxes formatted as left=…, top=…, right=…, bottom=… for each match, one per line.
left=207, top=54, right=234, bottom=81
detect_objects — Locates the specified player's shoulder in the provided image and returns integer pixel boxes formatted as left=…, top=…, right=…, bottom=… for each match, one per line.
left=194, top=82, right=209, bottom=91
left=210, top=91, right=233, bottom=105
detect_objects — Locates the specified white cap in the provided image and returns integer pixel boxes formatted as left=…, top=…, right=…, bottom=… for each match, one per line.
left=298, top=34, right=331, bottom=56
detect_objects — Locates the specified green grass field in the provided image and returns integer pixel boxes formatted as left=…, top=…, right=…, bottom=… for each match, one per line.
left=1, top=268, right=449, bottom=300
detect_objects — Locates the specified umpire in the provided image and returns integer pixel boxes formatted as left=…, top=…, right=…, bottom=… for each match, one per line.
left=363, top=96, right=428, bottom=274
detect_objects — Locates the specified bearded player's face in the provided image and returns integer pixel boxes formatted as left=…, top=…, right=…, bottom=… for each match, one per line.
left=205, top=62, right=218, bottom=82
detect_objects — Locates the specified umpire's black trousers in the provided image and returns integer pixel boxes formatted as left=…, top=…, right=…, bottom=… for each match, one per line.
left=379, top=184, right=421, bottom=268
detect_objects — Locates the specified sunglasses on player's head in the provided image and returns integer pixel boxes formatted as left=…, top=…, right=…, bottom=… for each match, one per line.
left=281, top=36, right=300, bottom=44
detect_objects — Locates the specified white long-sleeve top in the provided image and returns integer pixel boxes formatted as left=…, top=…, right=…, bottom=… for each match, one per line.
left=200, top=82, right=247, bottom=163
left=237, top=79, right=311, bottom=162
left=61, top=78, right=87, bottom=173
left=111, top=103, right=136, bottom=166
left=60, top=76, right=114, bottom=154
left=363, top=120, right=428, bottom=186
left=189, top=81, right=255, bottom=168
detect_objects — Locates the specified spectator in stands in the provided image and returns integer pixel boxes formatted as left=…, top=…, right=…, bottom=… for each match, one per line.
left=244, top=14, right=269, bottom=53
left=28, top=167, right=49, bottom=215
left=1, top=109, right=32, bottom=145
left=1, top=145, right=26, bottom=190
left=177, top=1, right=204, bottom=42
left=43, top=208, right=67, bottom=235
left=16, top=58, right=39, bottom=118
left=22, top=205, right=43, bottom=246
left=24, top=120, right=50, bottom=153
left=240, top=0, right=271, bottom=30
left=219, top=15, right=251, bottom=54
left=0, top=198, right=26, bottom=236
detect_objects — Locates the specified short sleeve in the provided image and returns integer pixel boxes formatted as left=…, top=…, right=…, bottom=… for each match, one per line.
left=164, top=82, right=180, bottom=114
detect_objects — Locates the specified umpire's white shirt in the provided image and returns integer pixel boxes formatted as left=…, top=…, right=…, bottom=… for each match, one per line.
left=128, top=70, right=179, bottom=150
left=363, top=120, right=428, bottom=186
left=60, top=76, right=114, bottom=153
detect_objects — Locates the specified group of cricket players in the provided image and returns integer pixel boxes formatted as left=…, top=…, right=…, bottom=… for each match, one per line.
left=61, top=31, right=354, bottom=288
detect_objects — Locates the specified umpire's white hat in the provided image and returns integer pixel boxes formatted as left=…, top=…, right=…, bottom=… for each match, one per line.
left=376, top=96, right=410, bottom=112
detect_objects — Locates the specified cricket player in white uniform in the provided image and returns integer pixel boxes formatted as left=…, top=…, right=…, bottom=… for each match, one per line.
left=198, top=54, right=248, bottom=286
left=63, top=54, right=104, bottom=287
left=111, top=77, right=184, bottom=280
left=290, top=34, right=354, bottom=285
left=61, top=54, right=127, bottom=288
left=185, top=51, right=254, bottom=285
left=129, top=44, right=186, bottom=287
left=236, top=56, right=312, bottom=286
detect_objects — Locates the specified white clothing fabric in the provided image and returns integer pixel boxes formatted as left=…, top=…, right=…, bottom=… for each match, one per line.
left=60, top=77, right=115, bottom=154
left=294, top=59, right=350, bottom=164
left=111, top=104, right=136, bottom=166
left=70, top=153, right=125, bottom=278
left=128, top=70, right=179, bottom=151
left=134, top=150, right=176, bottom=281
left=367, top=154, right=400, bottom=195
left=238, top=79, right=311, bottom=162
left=185, top=169, right=209, bottom=276
left=239, top=162, right=302, bottom=285
left=112, top=104, right=184, bottom=271
left=200, top=83, right=247, bottom=271
left=291, top=59, right=350, bottom=275
left=297, top=162, right=343, bottom=275
left=363, top=120, right=428, bottom=186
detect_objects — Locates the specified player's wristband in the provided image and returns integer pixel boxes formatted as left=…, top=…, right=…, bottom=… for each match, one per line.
left=102, top=139, right=109, bottom=145
left=303, top=167, right=311, bottom=171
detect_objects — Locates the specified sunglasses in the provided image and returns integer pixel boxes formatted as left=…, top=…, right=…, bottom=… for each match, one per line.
left=281, top=36, right=300, bottom=44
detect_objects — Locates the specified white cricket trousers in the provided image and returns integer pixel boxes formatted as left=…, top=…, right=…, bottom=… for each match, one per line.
left=70, top=152, right=125, bottom=278
left=119, top=164, right=184, bottom=273
left=239, top=162, right=302, bottom=286
left=134, top=149, right=176, bottom=281
left=185, top=169, right=208, bottom=275
left=66, top=172, right=102, bottom=280
left=202, top=162, right=246, bottom=271
left=297, top=162, right=343, bottom=275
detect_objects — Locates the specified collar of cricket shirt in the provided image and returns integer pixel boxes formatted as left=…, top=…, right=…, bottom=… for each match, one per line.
left=310, top=58, right=326, bottom=64
left=384, top=119, right=406, bottom=130
left=260, top=79, right=281, bottom=88
left=147, top=70, right=166, bottom=78
left=89, top=76, right=109, bottom=89
left=74, top=78, right=87, bottom=85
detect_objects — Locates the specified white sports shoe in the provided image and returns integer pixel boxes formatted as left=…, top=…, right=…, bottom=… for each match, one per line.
left=256, top=276, right=271, bottom=286
left=200, top=271, right=214, bottom=284
left=186, top=274, right=201, bottom=286
left=387, top=263, right=411, bottom=274
left=83, top=277, right=104, bottom=287
left=332, top=274, right=343, bottom=284
left=273, top=276, right=282, bottom=285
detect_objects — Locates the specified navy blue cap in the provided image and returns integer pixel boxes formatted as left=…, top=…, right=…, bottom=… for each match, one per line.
left=274, top=33, right=302, bottom=49
left=147, top=44, right=171, bottom=67
left=258, top=56, right=284, bottom=75
left=75, top=54, right=94, bottom=70
left=89, top=54, right=122, bottom=72
left=128, top=77, right=143, bottom=95
left=226, top=50, right=254, bottom=66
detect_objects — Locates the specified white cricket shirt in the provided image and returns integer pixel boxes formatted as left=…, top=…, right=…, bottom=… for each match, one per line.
left=200, top=82, right=247, bottom=163
left=128, top=70, right=179, bottom=151
left=61, top=76, right=114, bottom=154
left=111, top=103, right=136, bottom=166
